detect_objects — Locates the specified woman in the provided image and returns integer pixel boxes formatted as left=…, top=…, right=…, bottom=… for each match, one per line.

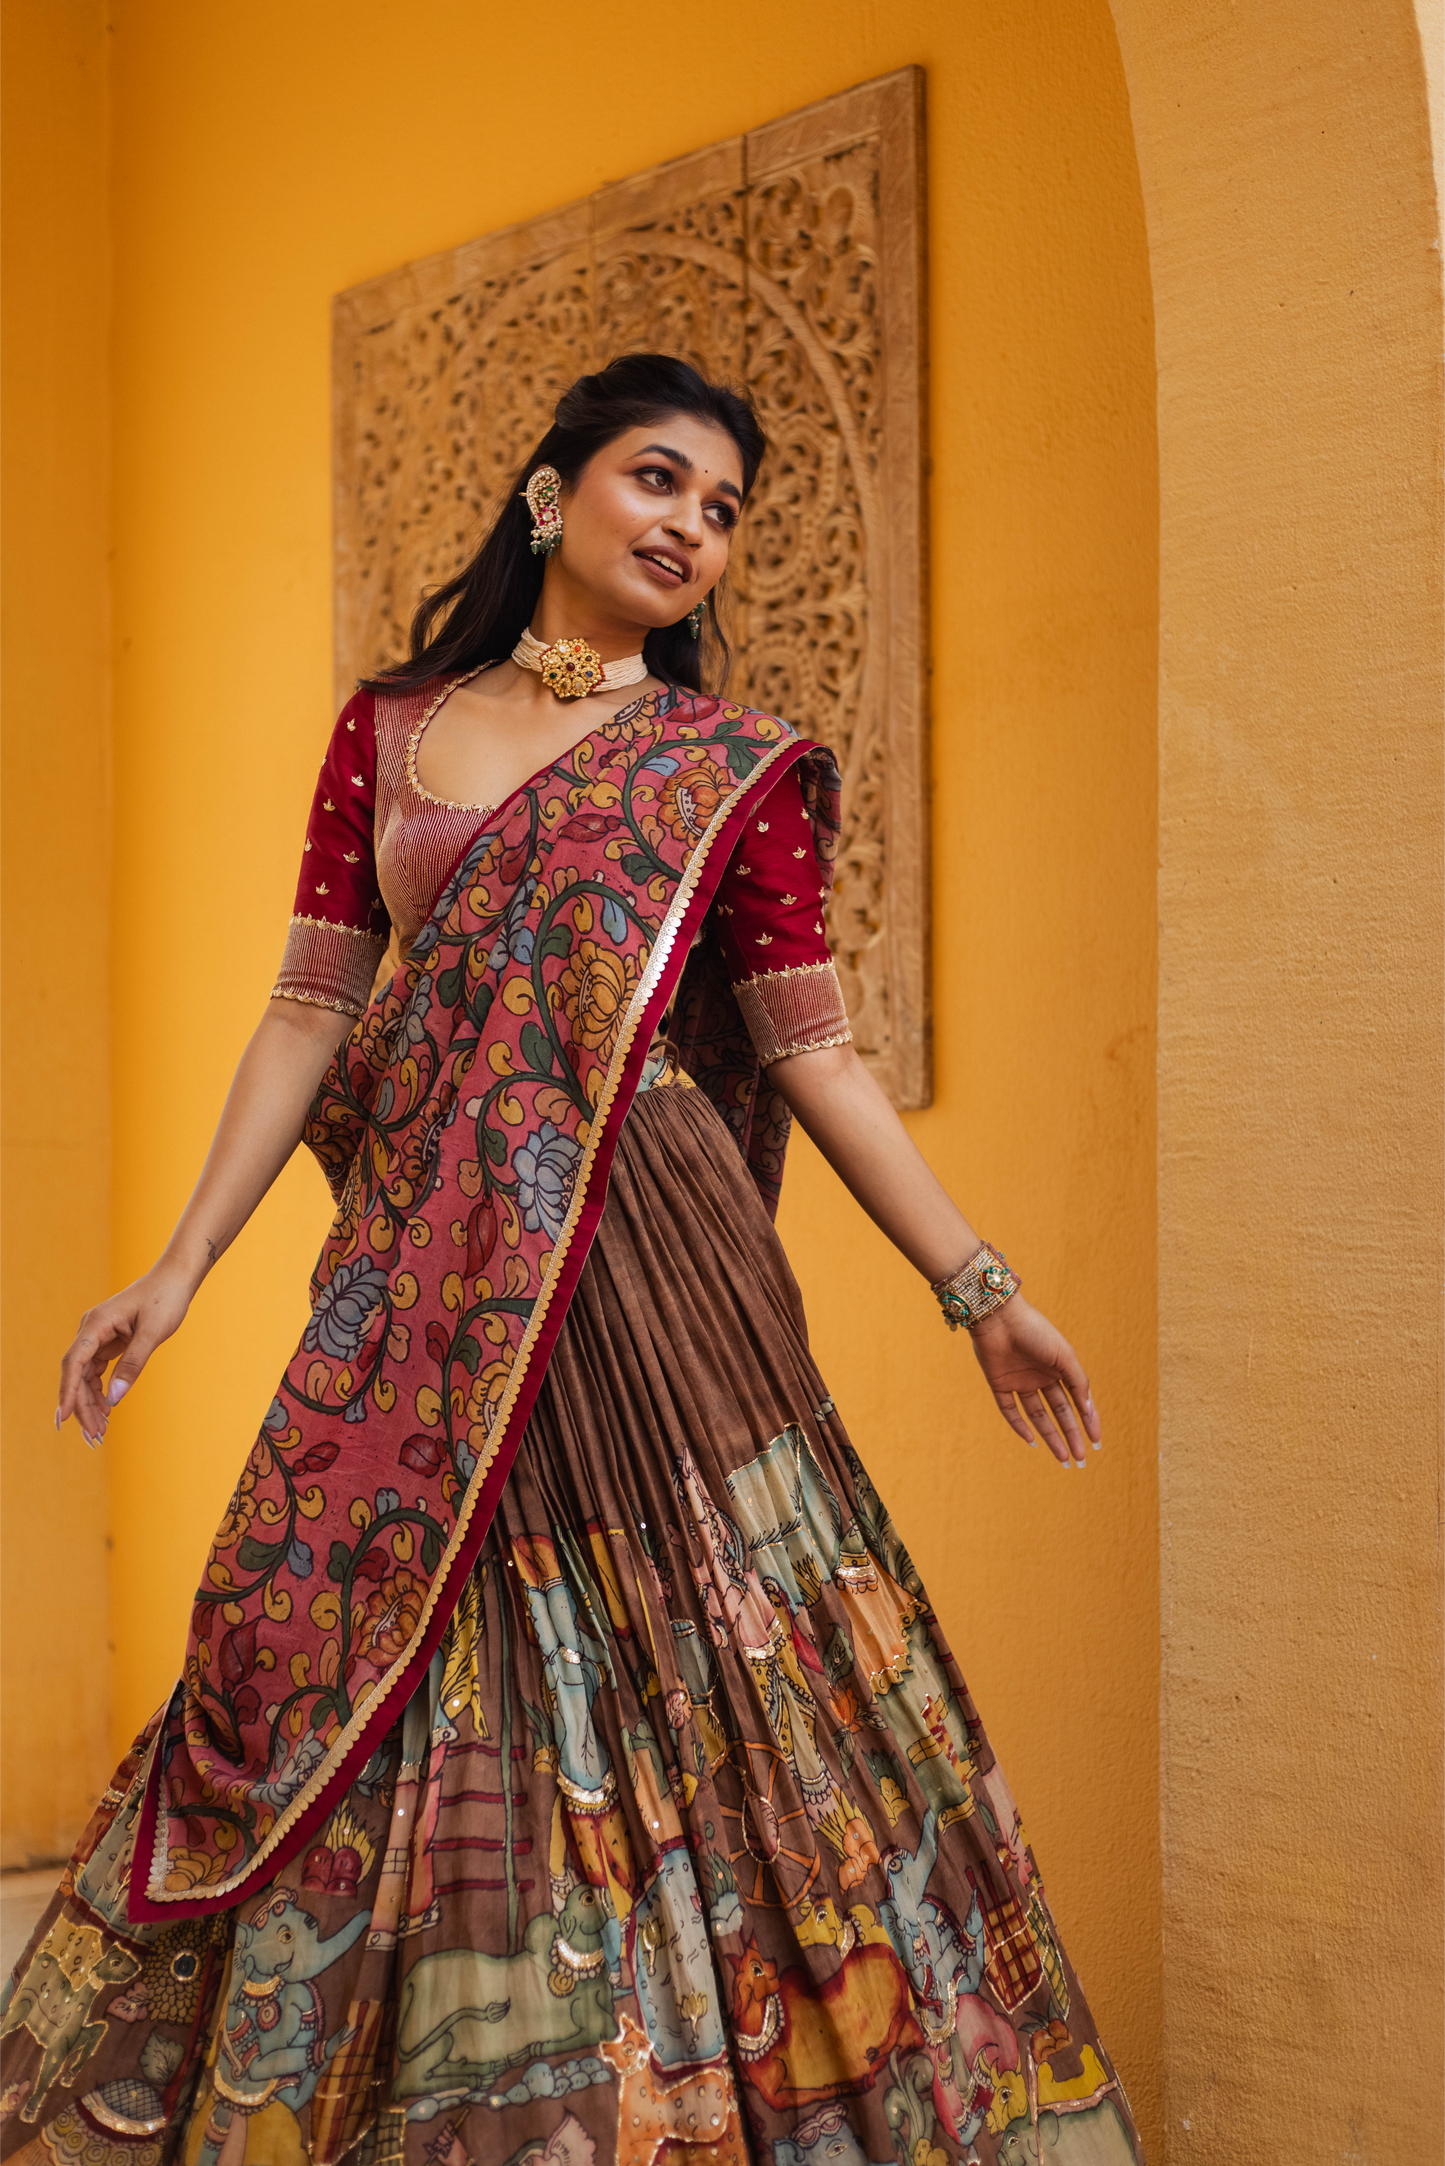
left=5, top=356, right=1142, bottom=2166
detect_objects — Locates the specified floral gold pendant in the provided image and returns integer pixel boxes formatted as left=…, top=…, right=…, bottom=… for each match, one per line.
left=539, top=637, right=606, bottom=700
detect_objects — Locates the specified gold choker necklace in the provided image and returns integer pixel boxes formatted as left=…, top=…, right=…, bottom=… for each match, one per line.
left=512, top=628, right=648, bottom=702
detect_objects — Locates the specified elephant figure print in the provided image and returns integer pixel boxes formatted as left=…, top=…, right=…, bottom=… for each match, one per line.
left=878, top=1809, right=1020, bottom=2140
left=0, top=1920, right=140, bottom=2121
left=879, top=1811, right=977, bottom=2022
left=995, top=2096, right=1139, bottom=2165
left=772, top=2099, right=891, bottom=2166
left=197, top=1885, right=369, bottom=2166
left=394, top=1884, right=614, bottom=2096
left=631, top=1846, right=725, bottom=2067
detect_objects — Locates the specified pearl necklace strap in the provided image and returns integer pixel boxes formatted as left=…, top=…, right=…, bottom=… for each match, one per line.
left=511, top=627, right=648, bottom=701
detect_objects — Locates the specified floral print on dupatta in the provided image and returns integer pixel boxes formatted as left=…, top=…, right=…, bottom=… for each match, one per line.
left=129, top=689, right=835, bottom=1920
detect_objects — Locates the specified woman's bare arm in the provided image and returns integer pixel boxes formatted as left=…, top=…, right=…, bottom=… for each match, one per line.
left=56, top=1000, right=353, bottom=1444
left=771, top=1041, right=1102, bottom=1467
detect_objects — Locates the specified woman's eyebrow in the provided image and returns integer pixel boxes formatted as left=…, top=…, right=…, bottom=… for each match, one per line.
left=636, top=442, right=742, bottom=503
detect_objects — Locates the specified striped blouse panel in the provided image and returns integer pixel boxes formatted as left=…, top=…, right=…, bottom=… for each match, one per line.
left=373, top=684, right=495, bottom=957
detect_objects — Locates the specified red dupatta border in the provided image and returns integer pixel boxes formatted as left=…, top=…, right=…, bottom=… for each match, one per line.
left=130, top=691, right=829, bottom=1923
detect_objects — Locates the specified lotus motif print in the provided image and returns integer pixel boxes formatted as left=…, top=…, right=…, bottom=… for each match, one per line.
left=302, top=1256, right=390, bottom=1362
left=514, top=1122, right=584, bottom=1243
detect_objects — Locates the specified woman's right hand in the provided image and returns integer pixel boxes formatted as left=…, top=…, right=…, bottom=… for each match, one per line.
left=54, top=998, right=354, bottom=1447
left=57, top=1260, right=196, bottom=1445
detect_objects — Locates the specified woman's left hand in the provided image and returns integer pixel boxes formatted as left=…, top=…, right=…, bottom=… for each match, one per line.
left=967, top=1295, right=1101, bottom=1465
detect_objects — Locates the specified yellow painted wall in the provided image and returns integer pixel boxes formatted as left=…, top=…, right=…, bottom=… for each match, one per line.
left=0, top=0, right=114, bottom=1866
left=1110, top=0, right=1444, bottom=2154
left=3, top=0, right=1160, bottom=2134
left=8, top=2, right=1440, bottom=2156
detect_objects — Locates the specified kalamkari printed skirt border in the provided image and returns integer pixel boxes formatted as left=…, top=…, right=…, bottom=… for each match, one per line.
left=0, top=1080, right=1144, bottom=2166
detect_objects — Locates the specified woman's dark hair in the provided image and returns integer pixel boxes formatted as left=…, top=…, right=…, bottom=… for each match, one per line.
left=366, top=353, right=766, bottom=695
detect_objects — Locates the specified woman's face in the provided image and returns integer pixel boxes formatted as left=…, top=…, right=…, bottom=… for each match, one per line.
left=548, top=416, right=745, bottom=635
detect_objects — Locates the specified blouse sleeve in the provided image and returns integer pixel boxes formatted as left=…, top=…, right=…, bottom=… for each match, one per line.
left=712, top=762, right=852, bottom=1065
left=270, top=690, right=390, bottom=1018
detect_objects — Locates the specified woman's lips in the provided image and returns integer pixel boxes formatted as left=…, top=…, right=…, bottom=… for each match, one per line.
left=634, top=549, right=690, bottom=587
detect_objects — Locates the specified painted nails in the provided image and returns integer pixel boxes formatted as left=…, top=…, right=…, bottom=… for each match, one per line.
left=107, top=1377, right=129, bottom=1406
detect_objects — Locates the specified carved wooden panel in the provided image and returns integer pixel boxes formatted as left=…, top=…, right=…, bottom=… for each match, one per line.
left=333, top=69, right=929, bottom=1105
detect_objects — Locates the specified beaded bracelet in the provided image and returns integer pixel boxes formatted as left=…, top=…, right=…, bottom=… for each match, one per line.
left=931, top=1243, right=1020, bottom=1332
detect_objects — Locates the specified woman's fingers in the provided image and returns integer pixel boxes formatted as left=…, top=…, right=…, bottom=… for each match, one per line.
left=59, top=1308, right=133, bottom=1444
left=1041, top=1382, right=1087, bottom=1465
left=104, top=1323, right=165, bottom=1407
left=1019, top=1389, right=1071, bottom=1465
left=58, top=1272, right=194, bottom=1447
left=990, top=1371, right=1098, bottom=1468
left=969, top=1302, right=1103, bottom=1468
left=992, top=1391, right=1041, bottom=1448
left=1054, top=1342, right=1101, bottom=1447
left=60, top=1359, right=108, bottom=1446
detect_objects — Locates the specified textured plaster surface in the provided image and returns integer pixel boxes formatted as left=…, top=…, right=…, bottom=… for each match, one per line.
left=1109, top=0, right=1444, bottom=2154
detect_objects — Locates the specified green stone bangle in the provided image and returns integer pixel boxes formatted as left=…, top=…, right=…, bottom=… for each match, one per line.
left=931, top=1243, right=1020, bottom=1332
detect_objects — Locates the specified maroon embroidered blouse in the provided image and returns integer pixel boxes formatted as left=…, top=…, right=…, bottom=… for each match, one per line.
left=272, top=685, right=851, bottom=1066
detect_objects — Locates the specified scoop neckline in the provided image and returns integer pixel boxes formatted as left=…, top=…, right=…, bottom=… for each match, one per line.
left=405, top=666, right=497, bottom=813
left=406, top=664, right=665, bottom=815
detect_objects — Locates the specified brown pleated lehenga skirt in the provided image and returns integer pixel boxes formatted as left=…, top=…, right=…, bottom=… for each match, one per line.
left=0, top=1079, right=1143, bottom=2166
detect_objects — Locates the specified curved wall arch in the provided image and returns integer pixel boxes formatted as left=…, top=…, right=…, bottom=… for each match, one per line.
left=1109, top=0, right=1443, bottom=2151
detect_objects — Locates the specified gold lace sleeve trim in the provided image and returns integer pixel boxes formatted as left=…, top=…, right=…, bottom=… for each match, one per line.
left=733, top=959, right=852, bottom=1066
left=271, top=915, right=387, bottom=1019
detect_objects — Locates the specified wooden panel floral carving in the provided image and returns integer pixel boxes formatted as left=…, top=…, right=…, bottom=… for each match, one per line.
left=333, top=69, right=929, bottom=1105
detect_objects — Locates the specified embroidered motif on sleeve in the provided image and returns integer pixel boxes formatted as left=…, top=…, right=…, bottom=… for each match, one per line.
left=707, top=756, right=845, bottom=1064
